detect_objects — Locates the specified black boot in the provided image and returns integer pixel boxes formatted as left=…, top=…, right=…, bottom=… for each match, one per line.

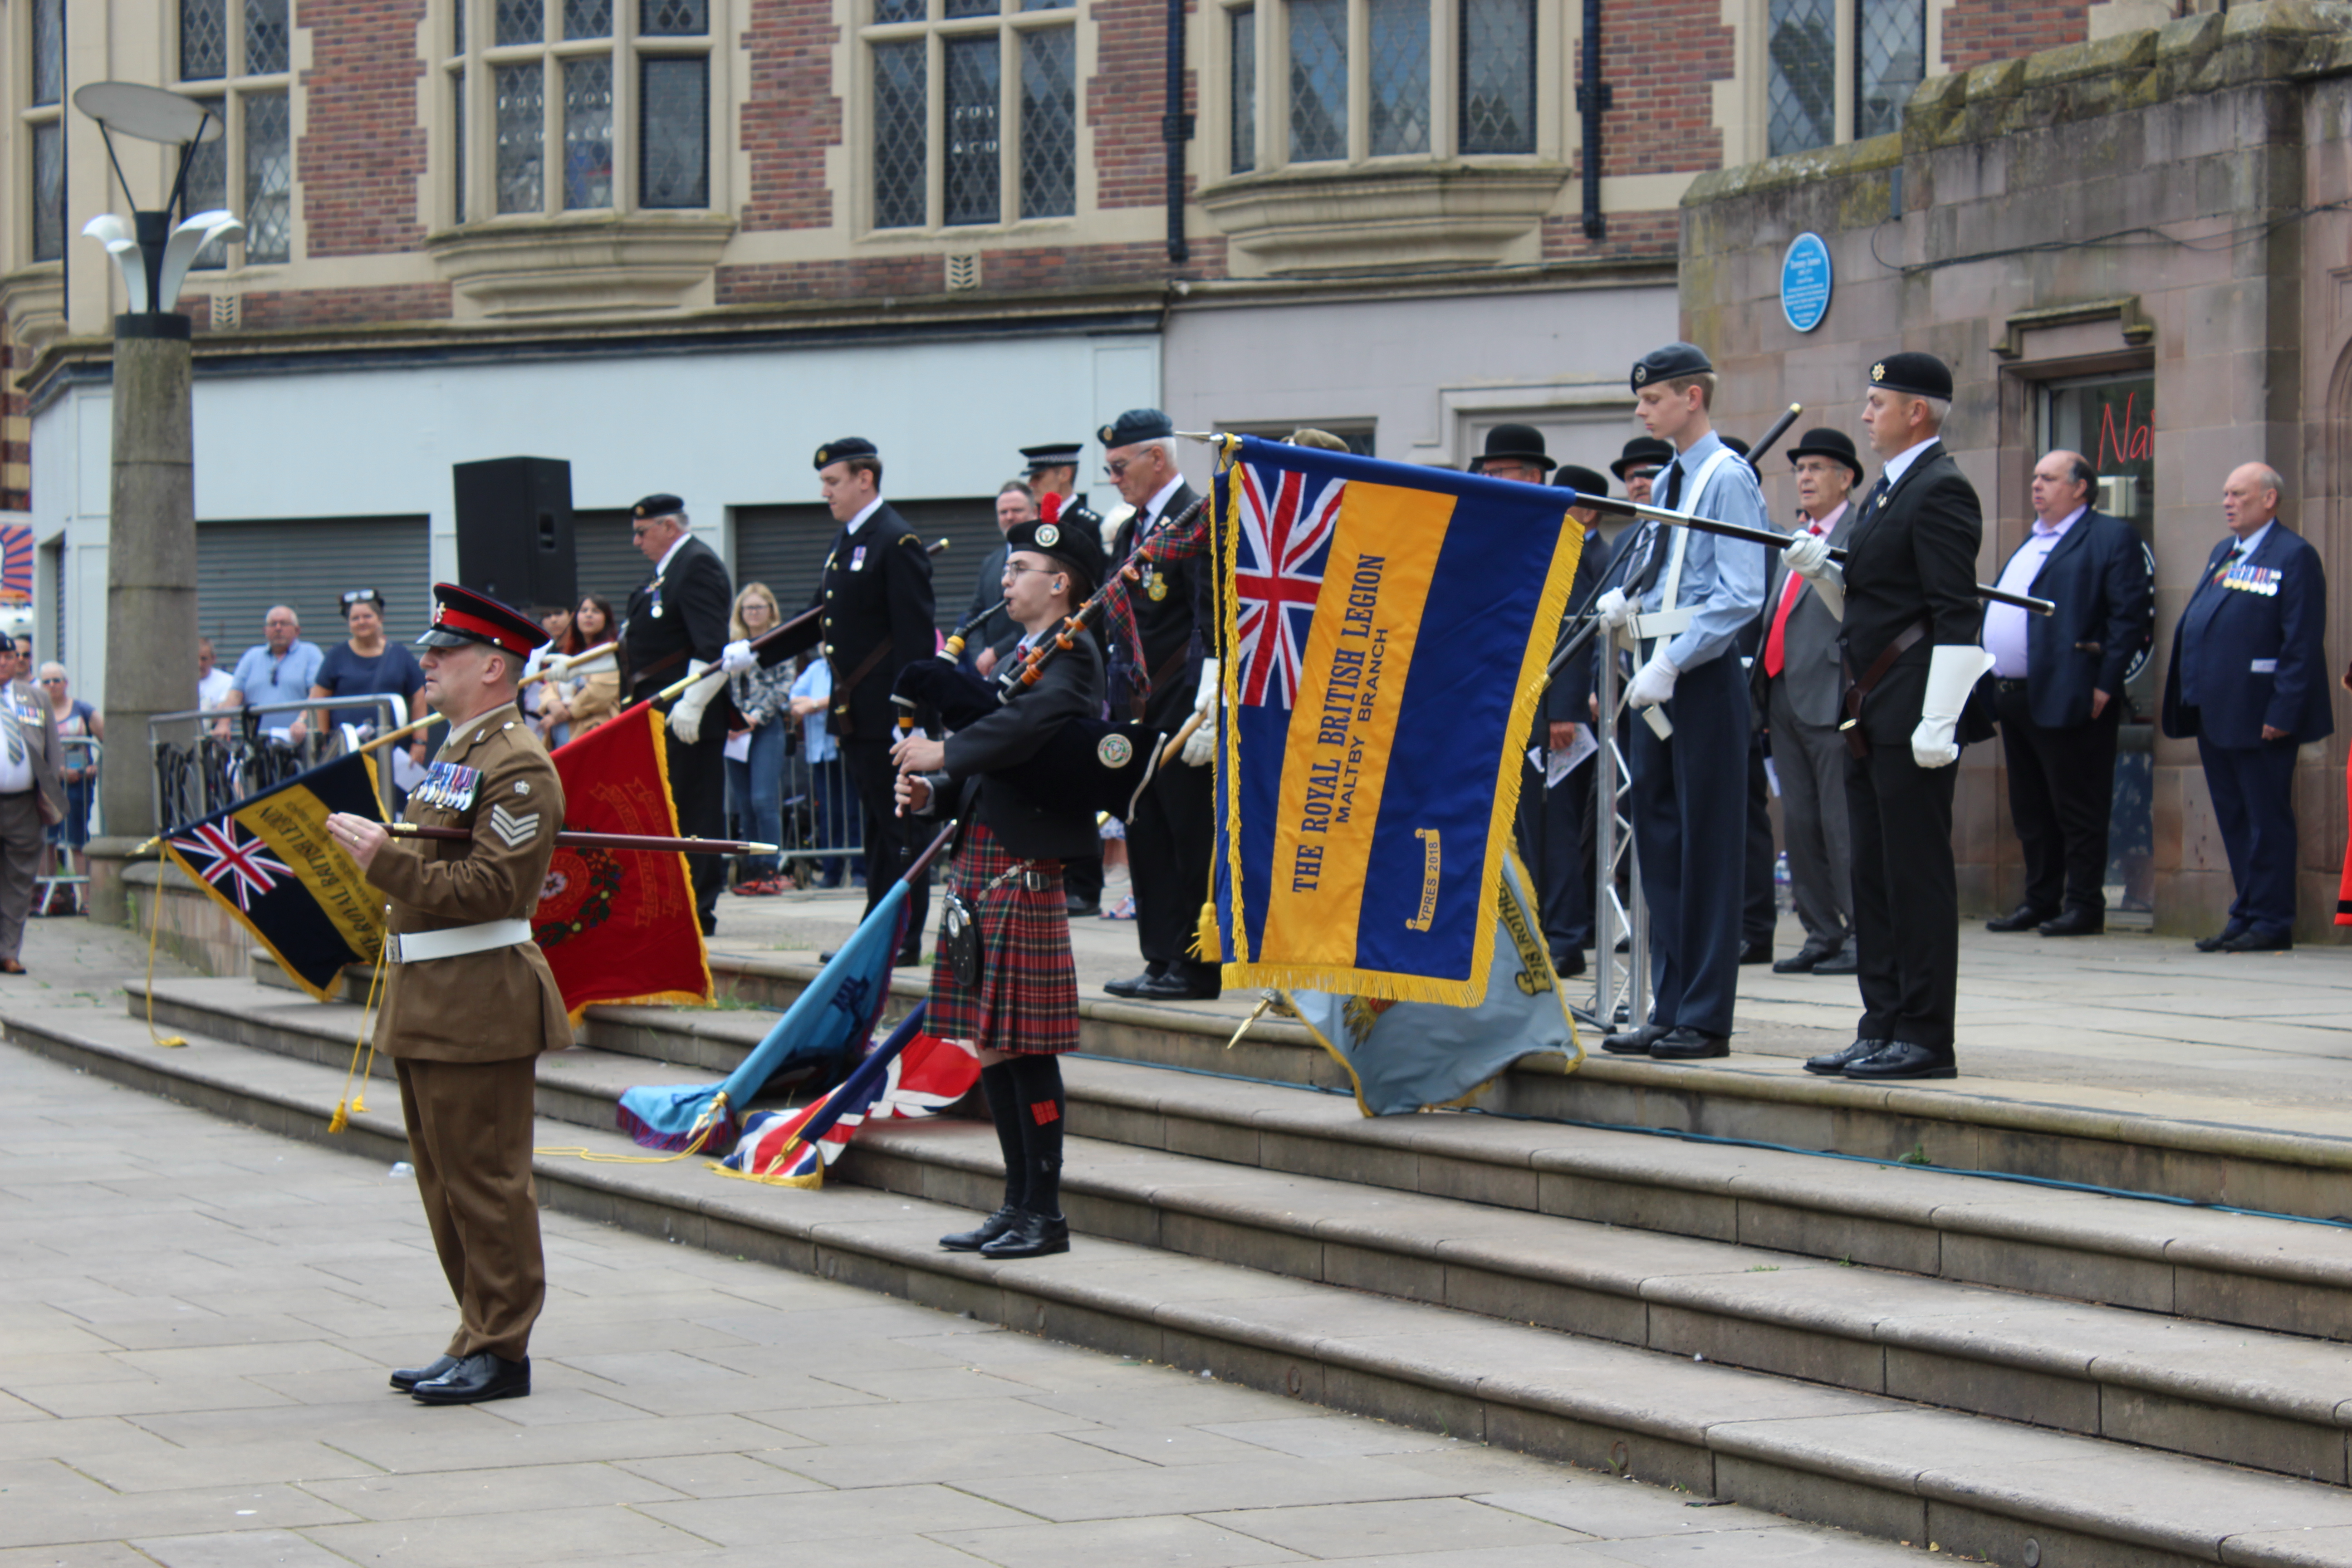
left=942, top=1063, right=1029, bottom=1251
left=940, top=1206, right=1022, bottom=1251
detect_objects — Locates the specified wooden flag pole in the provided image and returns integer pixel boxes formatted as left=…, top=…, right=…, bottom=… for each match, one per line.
left=387, top=823, right=781, bottom=856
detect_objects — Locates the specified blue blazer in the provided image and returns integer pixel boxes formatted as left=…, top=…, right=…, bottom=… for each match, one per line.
left=2004, top=509, right=2153, bottom=730
left=2160, top=524, right=2332, bottom=749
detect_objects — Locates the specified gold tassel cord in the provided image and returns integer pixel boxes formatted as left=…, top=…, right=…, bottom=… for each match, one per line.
left=534, top=1091, right=729, bottom=1164
left=328, top=940, right=391, bottom=1133
left=142, top=852, right=188, bottom=1049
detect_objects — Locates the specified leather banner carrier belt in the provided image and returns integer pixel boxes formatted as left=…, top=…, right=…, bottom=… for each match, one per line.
left=1838, top=617, right=1927, bottom=759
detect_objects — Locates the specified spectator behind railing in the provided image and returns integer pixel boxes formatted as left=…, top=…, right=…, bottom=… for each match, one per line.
left=36, top=662, right=97, bottom=913
left=725, top=583, right=793, bottom=895
left=538, top=594, right=622, bottom=743
left=309, top=589, right=429, bottom=772
left=217, top=605, right=323, bottom=743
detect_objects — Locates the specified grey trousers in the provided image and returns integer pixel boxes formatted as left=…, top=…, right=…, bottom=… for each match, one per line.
left=0, top=788, right=42, bottom=960
left=1767, top=680, right=1852, bottom=947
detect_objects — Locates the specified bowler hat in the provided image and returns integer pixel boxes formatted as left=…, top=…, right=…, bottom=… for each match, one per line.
left=1786, top=426, right=1867, bottom=484
left=1471, top=424, right=1555, bottom=474
left=1610, top=436, right=1674, bottom=480
left=1553, top=464, right=1611, bottom=497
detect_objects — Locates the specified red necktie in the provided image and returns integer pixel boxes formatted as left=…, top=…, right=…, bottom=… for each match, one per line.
left=1761, top=522, right=1823, bottom=679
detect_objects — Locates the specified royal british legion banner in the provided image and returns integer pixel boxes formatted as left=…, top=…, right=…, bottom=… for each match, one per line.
left=1212, top=436, right=1583, bottom=1004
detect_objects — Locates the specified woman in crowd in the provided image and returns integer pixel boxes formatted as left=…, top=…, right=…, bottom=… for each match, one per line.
left=529, top=603, right=584, bottom=746
left=892, top=517, right=1105, bottom=1260
left=539, top=594, right=622, bottom=743
left=309, top=590, right=428, bottom=771
left=37, top=663, right=99, bottom=912
left=725, top=583, right=793, bottom=895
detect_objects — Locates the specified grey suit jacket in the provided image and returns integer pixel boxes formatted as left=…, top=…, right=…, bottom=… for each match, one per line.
left=3, top=679, right=64, bottom=822
left=1752, top=501, right=1859, bottom=729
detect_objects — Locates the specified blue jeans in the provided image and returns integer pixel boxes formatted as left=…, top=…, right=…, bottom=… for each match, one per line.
left=724, top=720, right=786, bottom=880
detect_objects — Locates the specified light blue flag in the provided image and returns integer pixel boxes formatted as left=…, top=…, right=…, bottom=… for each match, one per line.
left=615, top=881, right=910, bottom=1152
left=1283, top=854, right=1582, bottom=1116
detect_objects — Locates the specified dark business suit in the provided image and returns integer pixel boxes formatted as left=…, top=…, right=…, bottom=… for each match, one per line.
left=1112, top=481, right=1217, bottom=989
left=1992, top=508, right=2153, bottom=917
left=2160, top=524, right=2332, bottom=939
left=1752, top=501, right=1859, bottom=951
left=1838, top=442, right=1983, bottom=1055
left=956, top=541, right=1015, bottom=674
left=1518, top=524, right=1609, bottom=964
left=623, top=534, right=733, bottom=929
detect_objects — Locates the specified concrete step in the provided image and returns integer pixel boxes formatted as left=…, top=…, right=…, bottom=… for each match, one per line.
left=173, top=972, right=2352, bottom=1347
left=19, top=1000, right=2352, bottom=1566
left=102, top=974, right=2352, bottom=1491
left=250, top=944, right=2352, bottom=1226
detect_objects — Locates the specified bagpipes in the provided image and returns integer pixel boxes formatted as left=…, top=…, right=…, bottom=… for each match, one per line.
left=887, top=491, right=1203, bottom=822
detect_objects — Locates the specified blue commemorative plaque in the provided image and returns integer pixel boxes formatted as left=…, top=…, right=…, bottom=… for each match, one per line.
left=1780, top=232, right=1833, bottom=334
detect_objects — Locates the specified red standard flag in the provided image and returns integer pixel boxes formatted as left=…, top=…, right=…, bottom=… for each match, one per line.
left=535, top=703, right=713, bottom=1019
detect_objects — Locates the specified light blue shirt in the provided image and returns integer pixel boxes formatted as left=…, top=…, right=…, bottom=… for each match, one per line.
left=1641, top=431, right=1770, bottom=671
left=790, top=659, right=837, bottom=763
left=229, top=640, right=324, bottom=711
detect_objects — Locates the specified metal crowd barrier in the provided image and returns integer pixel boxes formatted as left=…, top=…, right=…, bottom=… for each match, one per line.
left=151, top=693, right=412, bottom=828
left=35, top=734, right=100, bottom=916
left=772, top=730, right=867, bottom=889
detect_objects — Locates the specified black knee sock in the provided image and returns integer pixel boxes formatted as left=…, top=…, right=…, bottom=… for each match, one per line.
left=977, top=1063, right=1027, bottom=1212
left=1004, top=1053, right=1066, bottom=1218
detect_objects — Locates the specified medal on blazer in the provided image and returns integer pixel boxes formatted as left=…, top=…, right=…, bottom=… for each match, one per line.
left=851, top=545, right=867, bottom=572
left=1144, top=563, right=1166, bottom=601
left=417, top=761, right=480, bottom=812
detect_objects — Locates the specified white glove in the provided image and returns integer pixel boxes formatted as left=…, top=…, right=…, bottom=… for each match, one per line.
left=1594, top=588, right=1633, bottom=630
left=1627, top=648, right=1680, bottom=709
left=720, top=638, right=757, bottom=674
left=1910, top=645, right=1994, bottom=769
left=1781, top=531, right=1845, bottom=620
left=670, top=659, right=723, bottom=745
left=1181, top=658, right=1220, bottom=766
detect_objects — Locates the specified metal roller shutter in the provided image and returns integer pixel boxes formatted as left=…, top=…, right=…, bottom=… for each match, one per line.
left=196, top=516, right=431, bottom=656
left=572, top=509, right=643, bottom=611
left=735, top=497, right=998, bottom=632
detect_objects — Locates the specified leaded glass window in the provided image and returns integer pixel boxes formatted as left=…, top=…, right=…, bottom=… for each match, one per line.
left=1229, top=8, right=1257, bottom=173
left=453, top=72, right=468, bottom=223
left=563, top=58, right=614, bottom=208
left=1458, top=0, right=1533, bottom=154
left=32, top=0, right=66, bottom=107
left=862, top=2, right=1078, bottom=230
left=30, top=124, right=65, bottom=263
left=566, top=0, right=613, bottom=38
left=1367, top=0, right=1428, bottom=156
left=642, top=0, right=708, bottom=32
left=498, top=0, right=544, bottom=45
left=172, top=0, right=295, bottom=270
left=641, top=57, right=709, bottom=207
left=1855, top=0, right=1923, bottom=140
left=29, top=0, right=66, bottom=263
left=1766, top=0, right=1833, bottom=154
left=495, top=63, right=546, bottom=213
left=242, top=92, right=291, bottom=263
left=1021, top=30, right=1076, bottom=218
left=872, top=40, right=926, bottom=230
left=1288, top=0, right=1346, bottom=162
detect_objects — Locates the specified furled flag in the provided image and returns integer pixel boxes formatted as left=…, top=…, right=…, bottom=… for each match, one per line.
left=1211, top=435, right=1581, bottom=1004
left=1284, top=852, right=1581, bottom=1116
left=159, top=753, right=387, bottom=1000
left=719, top=1003, right=981, bottom=1189
left=615, top=874, right=910, bottom=1152
left=538, top=701, right=712, bottom=1021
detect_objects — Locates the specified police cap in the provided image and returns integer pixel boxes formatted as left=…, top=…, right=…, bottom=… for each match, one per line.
left=1020, top=442, right=1083, bottom=474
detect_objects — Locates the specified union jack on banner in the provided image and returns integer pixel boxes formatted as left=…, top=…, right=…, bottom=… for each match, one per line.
left=719, top=1009, right=978, bottom=1190
left=0, top=526, right=29, bottom=603
left=168, top=818, right=293, bottom=912
left=1232, top=463, right=1342, bottom=709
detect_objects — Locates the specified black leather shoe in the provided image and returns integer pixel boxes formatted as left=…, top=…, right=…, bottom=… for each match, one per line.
left=1813, top=946, right=1858, bottom=975
left=1066, top=897, right=1101, bottom=918
left=389, top=1354, right=458, bottom=1393
left=2220, top=927, right=2293, bottom=953
left=2038, top=907, right=2103, bottom=937
left=410, top=1352, right=530, bottom=1405
left=1601, top=1022, right=1668, bottom=1055
left=978, top=1210, right=1070, bottom=1259
left=895, top=947, right=925, bottom=968
left=1984, top=904, right=2056, bottom=933
left=1772, top=941, right=1837, bottom=974
left=1649, top=1027, right=1730, bottom=1061
left=1803, top=1037, right=1888, bottom=1075
left=1132, top=970, right=1220, bottom=1002
left=2194, top=921, right=2248, bottom=953
left=1103, top=971, right=1160, bottom=999
left=941, top=1206, right=1021, bottom=1252
left=1553, top=951, right=1587, bottom=979
left=1739, top=940, right=1774, bottom=965
left=1842, top=1041, right=1956, bottom=1080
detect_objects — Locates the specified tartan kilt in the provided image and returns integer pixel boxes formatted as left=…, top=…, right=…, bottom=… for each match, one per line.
left=927, top=822, right=1078, bottom=1054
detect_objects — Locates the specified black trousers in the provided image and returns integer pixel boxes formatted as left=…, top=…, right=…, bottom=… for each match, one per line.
left=1743, top=729, right=1776, bottom=946
left=1846, top=735, right=1960, bottom=1053
left=1515, top=753, right=1591, bottom=960
left=665, top=725, right=727, bottom=927
left=843, top=737, right=928, bottom=957
left=1625, top=654, right=1748, bottom=1038
left=1994, top=681, right=2120, bottom=914
left=1063, top=852, right=1103, bottom=907
left=1127, top=751, right=1215, bottom=980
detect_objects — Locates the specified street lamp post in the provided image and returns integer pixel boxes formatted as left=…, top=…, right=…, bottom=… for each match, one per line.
left=72, top=83, right=241, bottom=858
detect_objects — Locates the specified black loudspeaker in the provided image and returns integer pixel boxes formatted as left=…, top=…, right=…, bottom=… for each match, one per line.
left=452, top=456, right=577, bottom=610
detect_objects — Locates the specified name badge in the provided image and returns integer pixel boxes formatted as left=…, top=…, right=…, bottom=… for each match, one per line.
left=416, top=761, right=480, bottom=812
left=2252, top=658, right=2279, bottom=674
left=851, top=545, right=867, bottom=572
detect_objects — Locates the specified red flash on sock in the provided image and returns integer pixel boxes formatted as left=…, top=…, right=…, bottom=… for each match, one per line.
left=1029, top=1100, right=1061, bottom=1126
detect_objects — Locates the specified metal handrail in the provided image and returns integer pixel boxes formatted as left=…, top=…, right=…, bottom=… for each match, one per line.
left=151, top=692, right=412, bottom=827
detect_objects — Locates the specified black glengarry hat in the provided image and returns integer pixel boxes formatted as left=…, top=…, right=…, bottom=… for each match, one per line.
left=1005, top=516, right=1107, bottom=596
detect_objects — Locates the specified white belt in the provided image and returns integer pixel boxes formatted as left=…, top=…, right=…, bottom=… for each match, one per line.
left=1619, top=608, right=1695, bottom=646
left=389, top=918, right=534, bottom=965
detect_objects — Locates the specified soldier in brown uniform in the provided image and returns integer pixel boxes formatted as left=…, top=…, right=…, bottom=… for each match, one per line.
left=328, top=584, right=568, bottom=1406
